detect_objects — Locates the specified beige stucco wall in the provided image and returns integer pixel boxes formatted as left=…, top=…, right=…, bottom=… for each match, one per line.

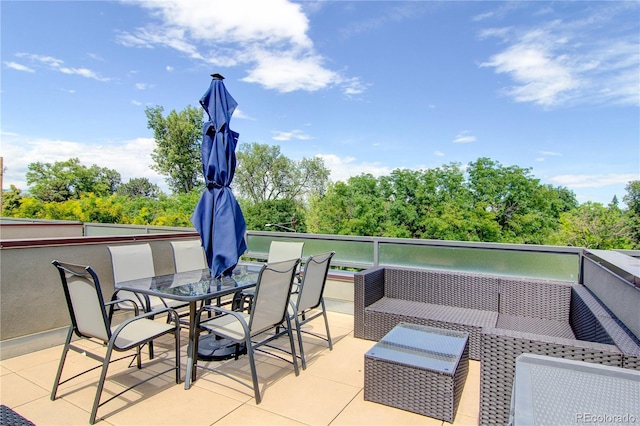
left=0, top=237, right=355, bottom=359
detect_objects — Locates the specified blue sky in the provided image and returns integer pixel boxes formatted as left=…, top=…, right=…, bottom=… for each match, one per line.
left=2, top=0, right=639, bottom=205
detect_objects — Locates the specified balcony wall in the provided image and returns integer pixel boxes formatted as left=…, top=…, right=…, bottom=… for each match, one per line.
left=2, top=221, right=638, bottom=360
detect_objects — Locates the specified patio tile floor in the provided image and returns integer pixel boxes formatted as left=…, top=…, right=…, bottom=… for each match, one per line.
left=0, top=311, right=480, bottom=425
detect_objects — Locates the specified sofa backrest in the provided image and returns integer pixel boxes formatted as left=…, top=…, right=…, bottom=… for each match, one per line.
left=571, top=285, right=640, bottom=369
left=498, top=277, right=574, bottom=322
left=383, top=267, right=500, bottom=312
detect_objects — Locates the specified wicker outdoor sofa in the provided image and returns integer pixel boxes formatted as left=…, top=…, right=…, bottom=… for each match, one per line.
left=354, top=266, right=640, bottom=426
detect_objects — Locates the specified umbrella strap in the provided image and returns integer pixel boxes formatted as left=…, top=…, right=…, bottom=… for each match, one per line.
left=206, top=181, right=225, bottom=190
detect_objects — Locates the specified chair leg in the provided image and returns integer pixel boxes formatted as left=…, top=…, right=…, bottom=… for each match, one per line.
left=173, top=320, right=181, bottom=384
left=90, top=345, right=114, bottom=425
left=51, top=327, right=73, bottom=400
left=246, top=336, right=261, bottom=404
left=294, top=314, right=307, bottom=370
left=321, top=299, right=333, bottom=350
left=285, top=316, right=300, bottom=377
left=136, top=345, right=142, bottom=369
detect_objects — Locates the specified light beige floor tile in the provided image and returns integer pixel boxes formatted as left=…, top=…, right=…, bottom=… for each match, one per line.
left=0, top=316, right=484, bottom=426
left=15, top=358, right=62, bottom=391
left=325, top=312, right=355, bottom=331
left=16, top=395, right=93, bottom=426
left=192, top=355, right=296, bottom=403
left=215, top=404, right=305, bottom=426
left=106, top=383, right=242, bottom=425
left=0, top=373, right=49, bottom=407
left=332, top=389, right=443, bottom=426
left=55, top=364, right=179, bottom=422
left=449, top=413, right=479, bottom=426
left=456, top=360, right=480, bottom=419
left=0, top=345, right=62, bottom=373
left=0, top=363, right=12, bottom=376
left=304, top=333, right=373, bottom=388
left=246, top=371, right=361, bottom=425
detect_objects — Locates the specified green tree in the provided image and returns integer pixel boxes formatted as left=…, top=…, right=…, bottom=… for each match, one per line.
left=146, top=105, right=203, bottom=194
left=243, top=198, right=306, bottom=232
left=1, top=185, right=24, bottom=216
left=117, top=177, right=163, bottom=199
left=623, top=180, right=640, bottom=248
left=26, top=158, right=121, bottom=202
left=308, top=174, right=384, bottom=236
left=466, top=157, right=576, bottom=243
left=234, top=143, right=330, bottom=204
left=550, top=202, right=631, bottom=249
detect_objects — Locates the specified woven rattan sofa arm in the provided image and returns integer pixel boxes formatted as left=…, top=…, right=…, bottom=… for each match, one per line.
left=354, top=266, right=385, bottom=339
left=479, top=326, right=623, bottom=426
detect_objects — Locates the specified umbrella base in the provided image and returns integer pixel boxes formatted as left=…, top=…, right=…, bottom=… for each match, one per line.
left=198, top=333, right=246, bottom=361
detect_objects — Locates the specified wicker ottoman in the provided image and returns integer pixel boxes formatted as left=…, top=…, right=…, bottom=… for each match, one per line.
left=364, top=322, right=469, bottom=422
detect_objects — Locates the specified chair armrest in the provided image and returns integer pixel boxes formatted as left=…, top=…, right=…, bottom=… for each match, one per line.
left=196, top=305, right=250, bottom=338
left=109, top=307, right=180, bottom=348
left=105, top=298, right=140, bottom=315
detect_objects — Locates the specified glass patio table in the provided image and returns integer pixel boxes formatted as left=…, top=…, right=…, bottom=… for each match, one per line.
left=114, top=262, right=261, bottom=389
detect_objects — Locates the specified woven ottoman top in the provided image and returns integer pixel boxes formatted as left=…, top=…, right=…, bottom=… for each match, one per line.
left=365, top=322, right=468, bottom=374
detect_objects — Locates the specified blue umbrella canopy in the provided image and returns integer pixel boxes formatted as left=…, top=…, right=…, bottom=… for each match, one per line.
left=191, top=74, right=247, bottom=278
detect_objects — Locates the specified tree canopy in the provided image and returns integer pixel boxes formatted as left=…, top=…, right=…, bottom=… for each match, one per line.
left=26, top=157, right=121, bottom=202
left=146, top=105, right=203, bottom=194
left=307, top=158, right=579, bottom=244
left=234, top=143, right=330, bottom=204
left=5, top=151, right=639, bottom=250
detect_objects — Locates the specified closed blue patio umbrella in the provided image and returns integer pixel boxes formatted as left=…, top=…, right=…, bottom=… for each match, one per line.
left=191, top=74, right=247, bottom=278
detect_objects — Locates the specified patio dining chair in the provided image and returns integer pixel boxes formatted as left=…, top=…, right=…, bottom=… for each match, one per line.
left=51, top=260, right=181, bottom=425
left=109, top=243, right=190, bottom=356
left=239, top=241, right=304, bottom=312
left=170, top=239, right=207, bottom=273
left=192, top=258, right=301, bottom=404
left=286, top=251, right=335, bottom=369
left=108, top=243, right=190, bottom=312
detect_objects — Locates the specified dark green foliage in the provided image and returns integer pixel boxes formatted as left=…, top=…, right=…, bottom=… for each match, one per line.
left=26, top=158, right=121, bottom=202
left=243, top=199, right=306, bottom=233
left=146, top=105, right=203, bottom=194
left=117, top=178, right=163, bottom=199
left=4, top=152, right=638, bottom=250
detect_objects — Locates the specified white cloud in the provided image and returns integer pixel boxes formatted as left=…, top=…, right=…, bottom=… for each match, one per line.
left=119, top=0, right=361, bottom=95
left=480, top=6, right=640, bottom=107
left=3, top=61, right=35, bottom=72
left=135, top=83, right=151, bottom=90
left=12, top=52, right=110, bottom=81
left=434, top=150, right=445, bottom=157
left=232, top=108, right=253, bottom=120
left=480, top=30, right=579, bottom=106
left=318, top=154, right=392, bottom=183
left=272, top=129, right=313, bottom=141
left=549, top=173, right=639, bottom=189
left=0, top=132, right=167, bottom=192
left=242, top=48, right=337, bottom=93
left=538, top=150, right=562, bottom=156
left=452, top=131, right=477, bottom=144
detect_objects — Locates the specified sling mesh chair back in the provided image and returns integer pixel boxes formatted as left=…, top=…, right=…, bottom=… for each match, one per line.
left=170, top=240, right=207, bottom=273
left=240, top=241, right=304, bottom=311
left=51, top=260, right=181, bottom=424
left=288, top=251, right=335, bottom=369
left=108, top=243, right=188, bottom=311
left=192, top=258, right=301, bottom=404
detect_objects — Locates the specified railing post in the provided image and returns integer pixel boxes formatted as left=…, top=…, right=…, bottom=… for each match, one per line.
left=373, top=238, right=379, bottom=266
